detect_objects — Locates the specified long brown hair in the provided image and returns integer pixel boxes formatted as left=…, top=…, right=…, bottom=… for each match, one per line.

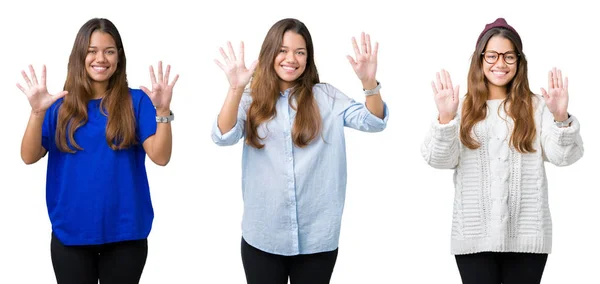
left=56, top=18, right=136, bottom=152
left=246, top=18, right=321, bottom=149
left=461, top=28, right=536, bottom=153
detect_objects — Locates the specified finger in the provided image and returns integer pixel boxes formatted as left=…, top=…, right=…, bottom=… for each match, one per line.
left=454, top=85, right=460, bottom=102
left=547, top=70, right=553, bottom=89
left=365, top=33, right=371, bottom=55
left=29, top=65, right=39, bottom=85
left=41, top=64, right=47, bottom=86
left=372, top=42, right=379, bottom=60
left=158, top=61, right=164, bottom=83
left=169, top=74, right=179, bottom=88
left=346, top=55, right=356, bottom=66
left=552, top=67, right=558, bottom=89
left=16, top=83, right=26, bottom=94
left=227, top=41, right=237, bottom=62
left=214, top=59, right=226, bottom=71
left=219, top=47, right=230, bottom=62
left=21, top=70, right=32, bottom=88
left=540, top=88, right=549, bottom=100
left=435, top=72, right=443, bottom=91
left=140, top=86, right=152, bottom=96
left=557, top=69, right=563, bottom=89
left=445, top=70, right=454, bottom=90
left=351, top=37, right=360, bottom=59
left=564, top=76, right=569, bottom=92
left=431, top=81, right=438, bottom=95
left=149, top=65, right=157, bottom=85
left=239, top=41, right=245, bottom=64
left=164, top=64, right=171, bottom=83
left=248, top=60, right=259, bottom=73
left=361, top=32, right=367, bottom=54
left=440, top=69, right=448, bottom=89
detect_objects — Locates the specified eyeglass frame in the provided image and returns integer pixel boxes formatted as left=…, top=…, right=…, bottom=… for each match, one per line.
left=481, top=50, right=521, bottom=65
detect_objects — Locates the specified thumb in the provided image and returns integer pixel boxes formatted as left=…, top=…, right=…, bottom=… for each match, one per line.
left=140, top=86, right=151, bottom=96
left=248, top=60, right=259, bottom=73
left=52, top=91, right=68, bottom=102
left=540, top=88, right=549, bottom=100
left=346, top=55, right=356, bottom=66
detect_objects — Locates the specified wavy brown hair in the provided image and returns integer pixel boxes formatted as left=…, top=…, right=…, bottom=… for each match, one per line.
left=461, top=28, right=536, bottom=153
left=246, top=18, right=321, bottom=149
left=56, top=18, right=136, bottom=152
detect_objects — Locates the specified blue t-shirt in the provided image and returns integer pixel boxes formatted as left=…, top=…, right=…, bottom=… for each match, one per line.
left=42, top=88, right=157, bottom=246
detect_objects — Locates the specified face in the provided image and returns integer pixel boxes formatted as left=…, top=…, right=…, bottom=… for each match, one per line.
left=274, top=31, right=307, bottom=91
left=482, top=35, right=518, bottom=89
left=85, top=30, right=119, bottom=85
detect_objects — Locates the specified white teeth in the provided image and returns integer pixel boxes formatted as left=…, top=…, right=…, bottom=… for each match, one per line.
left=92, top=66, right=108, bottom=71
left=282, top=66, right=296, bottom=71
left=492, top=71, right=507, bottom=75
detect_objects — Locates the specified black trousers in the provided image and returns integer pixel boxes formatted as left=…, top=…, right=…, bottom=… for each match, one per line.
left=51, top=233, right=148, bottom=284
left=455, top=252, right=548, bottom=284
left=241, top=238, right=338, bottom=284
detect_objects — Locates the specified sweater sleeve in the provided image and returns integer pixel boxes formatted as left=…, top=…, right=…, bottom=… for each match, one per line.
left=540, top=103, right=584, bottom=166
left=421, top=114, right=460, bottom=169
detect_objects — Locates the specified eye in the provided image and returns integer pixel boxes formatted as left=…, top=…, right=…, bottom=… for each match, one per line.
left=486, top=54, right=497, bottom=60
left=296, top=51, right=306, bottom=55
left=106, top=50, right=116, bottom=55
left=88, top=50, right=96, bottom=54
left=279, top=49, right=287, bottom=53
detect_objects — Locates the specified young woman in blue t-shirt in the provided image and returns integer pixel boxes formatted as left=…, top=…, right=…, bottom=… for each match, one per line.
left=17, top=18, right=177, bottom=284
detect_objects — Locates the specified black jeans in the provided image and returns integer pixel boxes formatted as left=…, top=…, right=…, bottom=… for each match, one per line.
left=455, top=252, right=548, bottom=284
left=51, top=233, right=148, bottom=284
left=241, top=238, right=338, bottom=284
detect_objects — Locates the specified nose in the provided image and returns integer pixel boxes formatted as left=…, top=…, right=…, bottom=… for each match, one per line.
left=285, top=52, right=296, bottom=63
left=495, top=54, right=508, bottom=67
left=95, top=51, right=107, bottom=62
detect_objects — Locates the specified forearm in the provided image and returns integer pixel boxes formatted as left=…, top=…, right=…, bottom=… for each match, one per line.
left=21, top=111, right=46, bottom=164
left=150, top=109, right=173, bottom=166
left=362, top=80, right=384, bottom=119
left=217, top=87, right=245, bottom=134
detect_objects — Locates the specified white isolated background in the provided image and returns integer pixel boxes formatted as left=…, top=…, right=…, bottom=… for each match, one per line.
left=0, top=0, right=597, bottom=283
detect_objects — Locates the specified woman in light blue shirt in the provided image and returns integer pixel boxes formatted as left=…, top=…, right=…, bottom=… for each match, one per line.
left=212, top=18, right=388, bottom=284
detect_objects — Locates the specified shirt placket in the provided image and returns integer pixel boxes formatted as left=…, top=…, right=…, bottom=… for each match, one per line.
left=280, top=91, right=299, bottom=254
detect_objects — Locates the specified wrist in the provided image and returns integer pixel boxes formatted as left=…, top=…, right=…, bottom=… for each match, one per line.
left=156, top=108, right=171, bottom=117
left=553, top=112, right=568, bottom=122
left=438, top=113, right=455, bottom=124
left=361, top=79, right=377, bottom=90
left=31, top=109, right=46, bottom=118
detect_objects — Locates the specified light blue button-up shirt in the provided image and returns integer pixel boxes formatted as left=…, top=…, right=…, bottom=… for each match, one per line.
left=212, top=83, right=388, bottom=255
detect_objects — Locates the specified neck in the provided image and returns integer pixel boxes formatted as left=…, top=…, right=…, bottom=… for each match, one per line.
left=488, top=84, right=507, bottom=100
left=279, top=81, right=293, bottom=93
left=91, top=81, right=108, bottom=99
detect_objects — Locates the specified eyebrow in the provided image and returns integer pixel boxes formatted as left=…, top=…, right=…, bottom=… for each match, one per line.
left=281, top=46, right=307, bottom=50
left=88, top=46, right=117, bottom=49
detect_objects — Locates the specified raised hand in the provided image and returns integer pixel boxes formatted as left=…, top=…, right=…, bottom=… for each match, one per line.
left=16, top=65, right=67, bottom=114
left=431, top=69, right=460, bottom=124
left=140, top=61, right=179, bottom=113
left=347, top=32, right=378, bottom=85
left=214, top=41, right=258, bottom=89
left=540, top=67, right=569, bottom=121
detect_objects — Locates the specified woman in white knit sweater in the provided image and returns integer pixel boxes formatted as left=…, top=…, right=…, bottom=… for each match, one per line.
left=422, top=18, right=584, bottom=284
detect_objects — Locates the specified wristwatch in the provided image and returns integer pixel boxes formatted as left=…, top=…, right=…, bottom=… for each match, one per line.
left=554, top=113, right=572, bottom=128
left=156, top=111, right=174, bottom=123
left=363, top=81, right=382, bottom=96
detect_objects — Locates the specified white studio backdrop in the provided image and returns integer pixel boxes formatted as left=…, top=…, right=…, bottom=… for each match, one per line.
left=0, top=0, right=597, bottom=283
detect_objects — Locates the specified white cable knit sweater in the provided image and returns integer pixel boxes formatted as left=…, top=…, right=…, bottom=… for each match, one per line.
left=422, top=95, right=584, bottom=255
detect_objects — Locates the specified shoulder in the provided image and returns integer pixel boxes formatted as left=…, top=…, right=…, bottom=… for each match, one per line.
left=128, top=88, right=149, bottom=103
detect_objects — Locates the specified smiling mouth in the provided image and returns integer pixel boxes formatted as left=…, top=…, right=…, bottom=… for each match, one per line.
left=281, top=66, right=297, bottom=71
left=491, top=70, right=508, bottom=75
left=92, top=66, right=109, bottom=72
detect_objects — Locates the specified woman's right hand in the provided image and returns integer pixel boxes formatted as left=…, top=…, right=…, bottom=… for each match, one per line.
left=431, top=69, right=459, bottom=124
left=16, top=65, right=67, bottom=114
left=214, top=41, right=258, bottom=90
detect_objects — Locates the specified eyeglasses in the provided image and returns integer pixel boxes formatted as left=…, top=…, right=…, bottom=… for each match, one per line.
left=481, top=50, right=520, bottom=65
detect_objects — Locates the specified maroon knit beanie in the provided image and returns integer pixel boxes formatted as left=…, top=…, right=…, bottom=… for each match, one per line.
left=476, top=18, right=522, bottom=51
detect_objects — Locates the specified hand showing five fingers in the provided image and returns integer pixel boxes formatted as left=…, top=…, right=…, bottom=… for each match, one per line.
left=140, top=61, right=179, bottom=113
left=214, top=41, right=258, bottom=89
left=540, top=67, right=569, bottom=121
left=347, top=32, right=378, bottom=84
left=16, top=65, right=68, bottom=114
left=431, top=69, right=460, bottom=124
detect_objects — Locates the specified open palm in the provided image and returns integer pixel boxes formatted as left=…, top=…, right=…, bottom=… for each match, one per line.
left=16, top=65, right=67, bottom=113
left=347, top=32, right=378, bottom=83
left=140, top=61, right=179, bottom=112
left=431, top=69, right=459, bottom=123
left=540, top=67, right=569, bottom=121
left=214, top=41, right=258, bottom=89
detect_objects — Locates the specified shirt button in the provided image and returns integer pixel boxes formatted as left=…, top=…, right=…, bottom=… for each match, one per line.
left=288, top=157, right=292, bottom=161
